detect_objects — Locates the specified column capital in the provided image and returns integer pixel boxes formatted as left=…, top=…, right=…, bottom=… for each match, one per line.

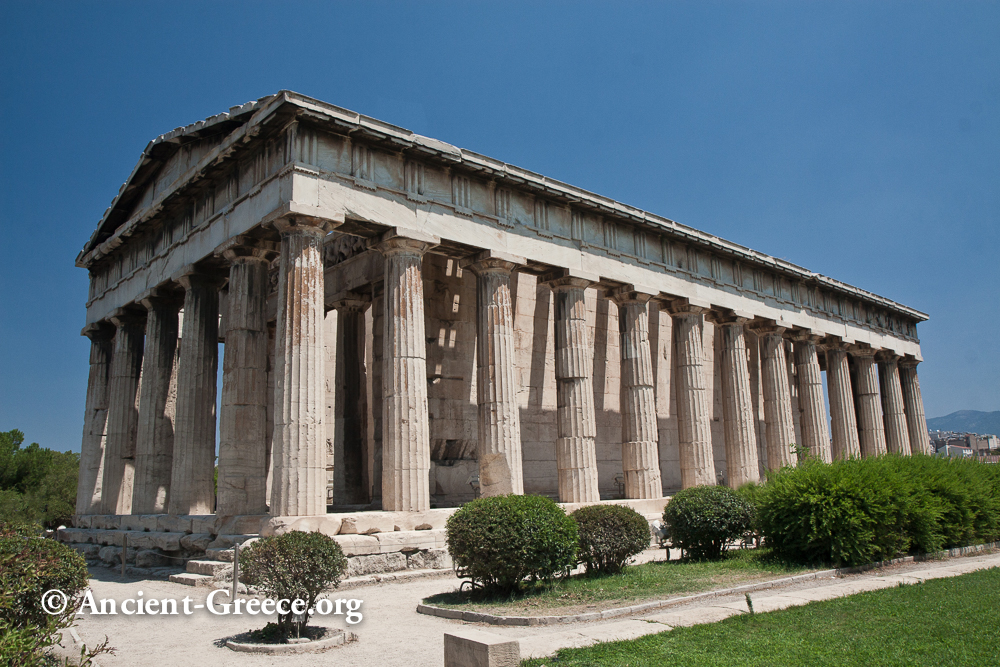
left=171, top=264, right=228, bottom=290
left=848, top=343, right=878, bottom=359
left=137, top=286, right=184, bottom=311
left=271, top=215, right=339, bottom=236
left=215, top=235, right=279, bottom=263
left=663, top=296, right=711, bottom=316
left=373, top=228, right=439, bottom=257
left=607, top=284, right=658, bottom=306
left=705, top=308, right=752, bottom=326
left=899, top=356, right=921, bottom=369
left=822, top=335, right=849, bottom=350
left=539, top=267, right=598, bottom=290
left=788, top=329, right=824, bottom=345
left=108, top=306, right=146, bottom=328
left=81, top=321, right=115, bottom=341
left=331, top=290, right=371, bottom=312
left=747, top=318, right=787, bottom=335
left=460, top=250, right=526, bottom=275
left=876, top=350, right=901, bottom=363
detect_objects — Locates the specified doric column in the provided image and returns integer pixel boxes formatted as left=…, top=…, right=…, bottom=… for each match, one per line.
left=899, top=358, right=931, bottom=455
left=332, top=291, right=370, bottom=505
left=878, top=353, right=912, bottom=456
left=850, top=346, right=887, bottom=458
left=610, top=286, right=662, bottom=499
left=667, top=299, right=716, bottom=488
left=753, top=323, right=797, bottom=470
left=76, top=322, right=114, bottom=515
left=792, top=333, right=832, bottom=463
left=825, top=341, right=861, bottom=459
left=270, top=219, right=332, bottom=517
left=376, top=230, right=438, bottom=512
left=466, top=251, right=525, bottom=497
left=216, top=237, right=277, bottom=516
left=131, top=291, right=182, bottom=514
left=542, top=269, right=600, bottom=502
left=708, top=311, right=759, bottom=488
left=100, top=308, right=145, bottom=515
left=369, top=283, right=384, bottom=505
left=168, top=271, right=224, bottom=515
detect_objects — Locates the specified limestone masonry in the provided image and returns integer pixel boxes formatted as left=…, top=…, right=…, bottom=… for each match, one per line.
left=68, top=91, right=931, bottom=574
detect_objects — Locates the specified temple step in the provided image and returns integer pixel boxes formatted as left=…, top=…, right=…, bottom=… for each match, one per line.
left=168, top=572, right=214, bottom=587
left=186, top=559, right=232, bottom=576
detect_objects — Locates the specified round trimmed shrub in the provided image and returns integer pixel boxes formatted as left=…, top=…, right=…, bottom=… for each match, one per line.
left=662, top=485, right=754, bottom=559
left=572, top=504, right=651, bottom=574
left=446, top=494, right=578, bottom=593
left=239, top=531, right=347, bottom=635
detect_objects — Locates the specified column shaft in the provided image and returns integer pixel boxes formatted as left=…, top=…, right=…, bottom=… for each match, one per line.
left=76, top=323, right=114, bottom=515
left=793, top=338, right=832, bottom=463
left=758, top=328, right=797, bottom=469
left=470, top=254, right=524, bottom=497
left=613, top=291, right=662, bottom=498
left=900, top=361, right=931, bottom=455
left=717, top=320, right=760, bottom=487
left=852, top=349, right=887, bottom=457
left=218, top=246, right=274, bottom=516
left=333, top=302, right=368, bottom=504
left=379, top=237, right=433, bottom=511
left=549, top=276, right=600, bottom=502
left=826, top=346, right=861, bottom=459
left=169, top=274, right=222, bottom=515
left=132, top=297, right=180, bottom=514
left=100, top=311, right=145, bottom=515
left=879, top=356, right=912, bottom=455
left=671, top=305, right=716, bottom=488
left=271, top=222, right=328, bottom=517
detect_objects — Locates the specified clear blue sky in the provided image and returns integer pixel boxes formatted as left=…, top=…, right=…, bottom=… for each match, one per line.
left=1, top=2, right=997, bottom=452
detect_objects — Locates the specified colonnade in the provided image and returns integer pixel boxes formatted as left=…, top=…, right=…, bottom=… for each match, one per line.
left=76, top=225, right=932, bottom=517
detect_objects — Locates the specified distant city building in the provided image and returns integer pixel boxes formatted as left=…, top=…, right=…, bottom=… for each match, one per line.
left=929, top=429, right=999, bottom=458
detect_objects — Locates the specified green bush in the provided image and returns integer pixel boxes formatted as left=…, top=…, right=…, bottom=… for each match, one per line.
left=239, top=531, right=347, bottom=636
left=446, top=494, right=578, bottom=594
left=572, top=504, right=651, bottom=574
left=757, top=455, right=1000, bottom=567
left=662, top=486, right=755, bottom=559
left=0, top=522, right=90, bottom=666
left=0, top=429, right=79, bottom=529
left=735, top=482, right=763, bottom=546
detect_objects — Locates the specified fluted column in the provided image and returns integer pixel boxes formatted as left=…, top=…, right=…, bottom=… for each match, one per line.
left=709, top=312, right=759, bottom=488
left=878, top=353, right=912, bottom=456
left=169, top=272, right=224, bottom=515
left=543, top=270, right=600, bottom=502
left=851, top=346, right=887, bottom=458
left=668, top=300, right=716, bottom=488
left=376, top=232, right=437, bottom=512
left=610, top=286, right=662, bottom=498
left=132, top=292, right=181, bottom=514
left=271, top=219, right=330, bottom=517
left=100, top=309, right=145, bottom=515
left=900, top=358, right=931, bottom=455
left=825, top=342, right=861, bottom=459
left=77, top=322, right=114, bottom=515
left=216, top=238, right=277, bottom=516
left=792, top=333, right=832, bottom=463
left=467, top=251, right=525, bottom=497
left=754, top=323, right=797, bottom=470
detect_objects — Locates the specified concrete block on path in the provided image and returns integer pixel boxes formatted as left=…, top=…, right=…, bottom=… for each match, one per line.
left=444, top=629, right=520, bottom=667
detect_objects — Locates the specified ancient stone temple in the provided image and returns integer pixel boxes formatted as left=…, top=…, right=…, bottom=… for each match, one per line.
left=65, top=92, right=930, bottom=580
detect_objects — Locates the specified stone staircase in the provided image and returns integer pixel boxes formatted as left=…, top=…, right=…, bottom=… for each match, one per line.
left=169, top=542, right=250, bottom=587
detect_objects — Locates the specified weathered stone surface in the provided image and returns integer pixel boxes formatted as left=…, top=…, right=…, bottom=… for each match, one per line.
left=180, top=533, right=213, bottom=551
left=669, top=302, right=716, bottom=488
left=712, top=315, right=760, bottom=487
left=156, top=515, right=193, bottom=534
left=332, top=534, right=381, bottom=556
left=77, top=323, right=113, bottom=515
left=135, top=549, right=170, bottom=568
left=217, top=238, right=276, bottom=516
left=189, top=515, right=221, bottom=535
left=879, top=355, right=912, bottom=456
left=852, top=346, right=887, bottom=457
left=120, top=515, right=157, bottom=532
left=611, top=288, right=663, bottom=498
left=271, top=220, right=329, bottom=517
left=72, top=543, right=101, bottom=558
left=374, top=530, right=446, bottom=553
left=826, top=343, right=861, bottom=459
left=90, top=515, right=121, bottom=531
left=101, top=310, right=145, bottom=515
left=406, top=548, right=452, bottom=570
left=899, top=359, right=932, bottom=455
left=756, top=325, right=797, bottom=470
left=444, top=630, right=520, bottom=667
left=132, top=294, right=181, bottom=514
left=544, top=271, right=601, bottom=502
left=345, top=552, right=408, bottom=577
left=339, top=518, right=358, bottom=534
left=259, top=515, right=342, bottom=537
left=170, top=273, right=224, bottom=515
left=792, top=335, right=832, bottom=463
left=216, top=515, right=268, bottom=536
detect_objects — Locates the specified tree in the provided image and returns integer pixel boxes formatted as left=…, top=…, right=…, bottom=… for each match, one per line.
left=0, top=430, right=79, bottom=528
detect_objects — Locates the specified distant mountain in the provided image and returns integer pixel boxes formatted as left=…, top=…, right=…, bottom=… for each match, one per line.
left=927, top=410, right=1000, bottom=436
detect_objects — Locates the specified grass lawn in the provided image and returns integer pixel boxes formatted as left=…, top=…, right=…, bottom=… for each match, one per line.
left=522, top=566, right=1000, bottom=666
left=424, top=549, right=809, bottom=616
